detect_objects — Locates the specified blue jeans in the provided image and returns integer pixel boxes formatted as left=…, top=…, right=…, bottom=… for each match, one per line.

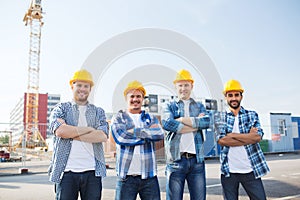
left=115, top=175, right=161, bottom=200
left=55, top=170, right=102, bottom=200
left=166, top=156, right=206, bottom=200
left=221, top=172, right=267, bottom=200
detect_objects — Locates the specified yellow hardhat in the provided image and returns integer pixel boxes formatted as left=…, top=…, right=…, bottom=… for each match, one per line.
left=69, top=69, right=94, bottom=87
left=223, top=79, right=244, bottom=95
left=123, top=80, right=146, bottom=97
left=173, top=69, right=194, bottom=84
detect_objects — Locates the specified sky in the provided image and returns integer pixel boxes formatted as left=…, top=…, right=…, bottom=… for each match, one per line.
left=1, top=0, right=300, bottom=134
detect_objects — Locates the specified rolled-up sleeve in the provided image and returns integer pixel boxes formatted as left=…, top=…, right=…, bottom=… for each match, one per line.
left=161, top=103, right=183, bottom=133
left=139, top=116, right=164, bottom=141
left=214, top=112, right=227, bottom=141
left=111, top=112, right=145, bottom=146
left=252, top=111, right=264, bottom=138
left=95, top=107, right=109, bottom=137
left=49, top=103, right=65, bottom=134
left=191, top=116, right=210, bottom=129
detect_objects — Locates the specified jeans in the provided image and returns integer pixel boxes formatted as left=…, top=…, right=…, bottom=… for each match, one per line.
left=166, top=156, right=206, bottom=200
left=115, top=175, right=161, bottom=200
left=55, top=170, right=102, bottom=200
left=221, top=172, right=267, bottom=200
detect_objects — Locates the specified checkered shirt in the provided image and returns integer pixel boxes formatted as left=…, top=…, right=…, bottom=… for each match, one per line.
left=216, top=106, right=270, bottom=178
left=161, top=98, right=209, bottom=163
left=111, top=110, right=164, bottom=179
left=48, top=101, right=109, bottom=183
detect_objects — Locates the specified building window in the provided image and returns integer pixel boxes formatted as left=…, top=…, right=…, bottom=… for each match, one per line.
left=278, top=119, right=287, bottom=136
left=48, top=96, right=60, bottom=100
left=148, top=94, right=158, bottom=113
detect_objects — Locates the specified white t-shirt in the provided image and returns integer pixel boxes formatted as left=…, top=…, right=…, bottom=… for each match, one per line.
left=228, top=115, right=252, bottom=173
left=65, top=105, right=95, bottom=172
left=127, top=113, right=142, bottom=175
left=180, top=99, right=196, bottom=154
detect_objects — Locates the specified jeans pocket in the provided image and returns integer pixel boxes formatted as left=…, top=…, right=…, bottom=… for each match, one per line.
left=167, top=162, right=181, bottom=173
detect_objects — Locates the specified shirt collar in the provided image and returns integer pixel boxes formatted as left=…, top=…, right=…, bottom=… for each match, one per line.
left=176, top=97, right=196, bottom=104
left=71, top=100, right=90, bottom=109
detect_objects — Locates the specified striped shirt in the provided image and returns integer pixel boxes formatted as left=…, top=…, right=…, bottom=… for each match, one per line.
left=111, top=110, right=164, bottom=179
left=48, top=101, right=109, bottom=183
left=216, top=106, right=270, bottom=178
left=161, top=98, right=210, bottom=163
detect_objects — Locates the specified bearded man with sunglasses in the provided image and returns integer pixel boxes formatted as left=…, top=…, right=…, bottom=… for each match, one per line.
left=217, top=79, right=270, bottom=200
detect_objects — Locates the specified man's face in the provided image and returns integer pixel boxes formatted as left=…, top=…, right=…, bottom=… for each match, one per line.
left=225, top=91, right=243, bottom=110
left=126, top=90, right=144, bottom=114
left=175, top=80, right=193, bottom=100
left=72, top=81, right=91, bottom=104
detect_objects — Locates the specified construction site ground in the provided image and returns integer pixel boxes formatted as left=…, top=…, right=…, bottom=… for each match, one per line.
left=0, top=151, right=117, bottom=176
left=1, top=152, right=300, bottom=200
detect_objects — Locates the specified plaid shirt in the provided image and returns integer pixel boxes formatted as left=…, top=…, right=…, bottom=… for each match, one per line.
left=48, top=101, right=109, bottom=183
left=161, top=98, right=210, bottom=163
left=216, top=106, right=270, bottom=178
left=111, top=110, right=164, bottom=179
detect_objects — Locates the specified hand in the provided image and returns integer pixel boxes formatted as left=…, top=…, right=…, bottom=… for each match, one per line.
left=127, top=128, right=134, bottom=134
left=57, top=118, right=65, bottom=124
left=150, top=124, right=159, bottom=128
left=249, top=127, right=258, bottom=134
left=176, top=117, right=183, bottom=123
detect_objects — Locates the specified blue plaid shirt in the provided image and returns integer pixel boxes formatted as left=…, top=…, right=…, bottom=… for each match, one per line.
left=111, top=110, right=164, bottom=179
left=161, top=98, right=210, bottom=163
left=48, top=101, right=109, bottom=183
left=216, top=106, right=270, bottom=178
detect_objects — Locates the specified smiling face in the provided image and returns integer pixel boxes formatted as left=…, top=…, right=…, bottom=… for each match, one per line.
left=225, top=91, right=243, bottom=111
left=175, top=80, right=193, bottom=100
left=71, top=81, right=91, bottom=105
left=126, top=89, right=144, bottom=114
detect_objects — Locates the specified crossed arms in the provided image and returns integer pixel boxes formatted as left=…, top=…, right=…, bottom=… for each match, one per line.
left=175, top=114, right=205, bottom=134
left=55, top=118, right=108, bottom=143
left=217, top=127, right=261, bottom=147
left=111, top=112, right=164, bottom=146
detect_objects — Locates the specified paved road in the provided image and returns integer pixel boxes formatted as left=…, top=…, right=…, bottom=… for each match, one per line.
left=0, top=153, right=299, bottom=200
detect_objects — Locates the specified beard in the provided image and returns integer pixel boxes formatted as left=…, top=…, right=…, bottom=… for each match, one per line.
left=74, top=93, right=88, bottom=103
left=76, top=96, right=88, bottom=102
left=130, top=100, right=141, bottom=109
left=228, top=100, right=240, bottom=110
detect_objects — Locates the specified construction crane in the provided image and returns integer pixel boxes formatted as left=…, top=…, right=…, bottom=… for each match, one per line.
left=17, top=0, right=47, bottom=149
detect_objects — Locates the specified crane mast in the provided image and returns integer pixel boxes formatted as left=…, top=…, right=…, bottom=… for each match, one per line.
left=20, top=0, right=46, bottom=148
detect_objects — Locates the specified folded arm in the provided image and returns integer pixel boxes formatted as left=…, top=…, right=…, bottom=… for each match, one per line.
left=218, top=127, right=261, bottom=147
left=111, top=112, right=145, bottom=146
left=55, top=119, right=107, bottom=143
left=135, top=117, right=164, bottom=141
left=176, top=113, right=209, bottom=134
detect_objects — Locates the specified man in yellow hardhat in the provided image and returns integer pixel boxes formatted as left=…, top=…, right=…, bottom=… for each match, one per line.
left=111, top=80, right=164, bottom=200
left=48, top=69, right=108, bottom=199
left=217, top=79, right=269, bottom=200
left=162, top=69, right=210, bottom=200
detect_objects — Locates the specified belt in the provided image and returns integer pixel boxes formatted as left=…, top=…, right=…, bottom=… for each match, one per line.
left=181, top=152, right=196, bottom=159
left=127, top=174, right=141, bottom=177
